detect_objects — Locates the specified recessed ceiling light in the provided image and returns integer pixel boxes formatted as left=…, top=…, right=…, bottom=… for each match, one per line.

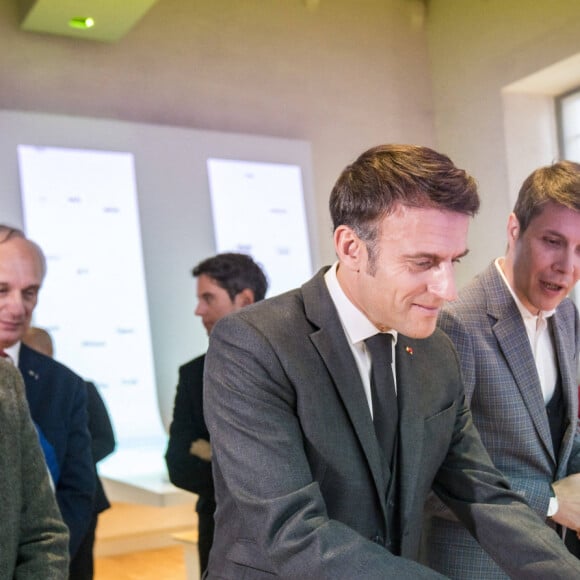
left=68, top=17, right=95, bottom=30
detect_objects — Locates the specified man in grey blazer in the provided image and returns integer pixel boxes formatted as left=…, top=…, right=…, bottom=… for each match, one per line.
left=204, top=144, right=580, bottom=578
left=0, top=357, right=69, bottom=578
left=425, top=160, right=580, bottom=578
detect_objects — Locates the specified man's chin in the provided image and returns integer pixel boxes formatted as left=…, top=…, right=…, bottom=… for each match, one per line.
left=402, top=321, right=438, bottom=340
left=0, top=334, right=20, bottom=349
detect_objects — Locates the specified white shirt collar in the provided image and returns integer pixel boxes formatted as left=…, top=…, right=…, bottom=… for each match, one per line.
left=324, top=262, right=398, bottom=345
left=3, top=342, right=21, bottom=365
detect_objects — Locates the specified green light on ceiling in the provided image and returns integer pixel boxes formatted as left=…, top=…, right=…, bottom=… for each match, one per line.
left=68, top=17, right=95, bottom=30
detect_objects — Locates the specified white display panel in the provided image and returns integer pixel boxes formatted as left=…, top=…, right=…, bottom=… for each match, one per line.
left=18, top=145, right=165, bottom=450
left=207, top=158, right=313, bottom=297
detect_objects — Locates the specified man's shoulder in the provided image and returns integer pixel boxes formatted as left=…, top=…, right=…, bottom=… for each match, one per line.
left=19, top=344, right=85, bottom=390
left=208, top=286, right=315, bottom=367
left=554, top=296, right=580, bottom=345
left=441, top=264, right=498, bottom=320
left=555, top=295, right=578, bottom=320
left=456, top=263, right=496, bottom=301
left=234, top=268, right=327, bottom=327
left=229, top=285, right=307, bottom=329
left=179, top=354, right=206, bottom=381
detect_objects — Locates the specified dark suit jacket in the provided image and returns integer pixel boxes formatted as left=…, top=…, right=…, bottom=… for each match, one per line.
left=425, top=262, right=580, bottom=577
left=86, top=380, right=115, bottom=514
left=19, top=343, right=96, bottom=559
left=0, top=358, right=69, bottom=578
left=165, top=354, right=216, bottom=514
left=203, top=267, right=580, bottom=579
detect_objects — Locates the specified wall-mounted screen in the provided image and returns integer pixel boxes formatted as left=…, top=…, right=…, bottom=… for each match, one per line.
left=18, top=144, right=164, bottom=449
left=207, top=158, right=312, bottom=297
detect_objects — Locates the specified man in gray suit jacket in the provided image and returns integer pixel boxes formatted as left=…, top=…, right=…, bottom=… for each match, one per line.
left=204, top=144, right=580, bottom=578
left=0, top=357, right=69, bottom=578
left=425, top=160, right=580, bottom=578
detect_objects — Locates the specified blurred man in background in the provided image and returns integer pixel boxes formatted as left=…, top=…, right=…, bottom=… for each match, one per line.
left=23, top=326, right=116, bottom=580
left=165, top=252, right=268, bottom=576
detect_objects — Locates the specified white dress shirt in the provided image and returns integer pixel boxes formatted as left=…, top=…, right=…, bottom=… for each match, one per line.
left=324, top=262, right=397, bottom=417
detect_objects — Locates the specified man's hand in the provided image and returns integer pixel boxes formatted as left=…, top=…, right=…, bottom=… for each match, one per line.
left=551, top=474, right=580, bottom=531
left=190, top=438, right=212, bottom=462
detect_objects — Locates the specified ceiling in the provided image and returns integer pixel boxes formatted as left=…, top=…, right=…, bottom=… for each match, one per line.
left=18, top=0, right=159, bottom=42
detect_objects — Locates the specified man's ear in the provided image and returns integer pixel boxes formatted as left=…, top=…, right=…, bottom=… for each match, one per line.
left=507, top=213, right=521, bottom=246
left=235, top=288, right=255, bottom=308
left=334, top=225, right=365, bottom=272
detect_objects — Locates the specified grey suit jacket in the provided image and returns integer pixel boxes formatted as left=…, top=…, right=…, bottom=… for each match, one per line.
left=0, top=359, right=69, bottom=579
left=425, top=262, right=580, bottom=578
left=204, top=268, right=580, bottom=579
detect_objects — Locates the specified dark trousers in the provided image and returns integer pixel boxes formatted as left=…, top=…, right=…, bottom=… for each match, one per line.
left=198, top=510, right=215, bottom=576
left=566, top=528, right=580, bottom=559
left=69, top=511, right=98, bottom=580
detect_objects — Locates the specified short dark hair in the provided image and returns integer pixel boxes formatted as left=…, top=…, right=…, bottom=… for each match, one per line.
left=514, top=160, right=580, bottom=233
left=192, top=253, right=268, bottom=302
left=329, top=144, right=479, bottom=265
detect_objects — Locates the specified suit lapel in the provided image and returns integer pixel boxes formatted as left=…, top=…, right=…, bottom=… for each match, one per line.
left=484, top=267, right=554, bottom=460
left=16, top=344, right=44, bottom=416
left=18, top=343, right=42, bottom=384
left=551, top=309, right=578, bottom=470
left=302, top=270, right=386, bottom=507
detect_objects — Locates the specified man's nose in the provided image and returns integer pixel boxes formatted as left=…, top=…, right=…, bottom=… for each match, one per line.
left=427, top=263, right=457, bottom=302
left=5, top=293, right=26, bottom=317
left=554, top=248, right=579, bottom=279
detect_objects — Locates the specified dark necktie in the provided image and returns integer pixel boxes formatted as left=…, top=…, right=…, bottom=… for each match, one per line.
left=365, top=333, right=398, bottom=470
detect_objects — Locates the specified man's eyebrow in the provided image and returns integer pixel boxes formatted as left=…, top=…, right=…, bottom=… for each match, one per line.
left=404, top=249, right=470, bottom=260
left=542, top=229, right=566, bottom=238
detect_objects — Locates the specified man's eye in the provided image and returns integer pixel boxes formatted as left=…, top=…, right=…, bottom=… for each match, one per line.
left=544, top=237, right=561, bottom=246
left=413, top=261, right=433, bottom=270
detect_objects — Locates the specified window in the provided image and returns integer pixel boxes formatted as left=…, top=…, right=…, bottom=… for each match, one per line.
left=556, top=88, right=580, bottom=310
left=557, top=87, right=580, bottom=161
